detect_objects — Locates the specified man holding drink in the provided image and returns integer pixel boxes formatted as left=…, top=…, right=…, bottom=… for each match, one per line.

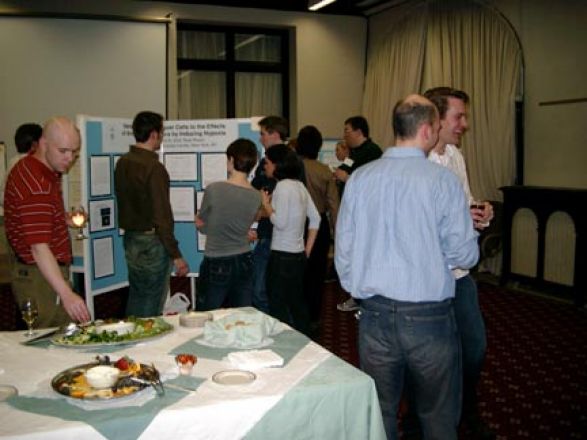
left=423, top=86, right=495, bottom=439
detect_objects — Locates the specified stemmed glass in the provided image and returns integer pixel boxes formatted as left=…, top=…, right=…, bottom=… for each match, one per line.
left=470, top=200, right=490, bottom=228
left=70, top=206, right=89, bottom=240
left=20, top=298, right=39, bottom=337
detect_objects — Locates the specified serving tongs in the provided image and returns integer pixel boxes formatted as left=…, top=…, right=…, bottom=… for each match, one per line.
left=123, top=363, right=165, bottom=397
left=22, top=322, right=85, bottom=345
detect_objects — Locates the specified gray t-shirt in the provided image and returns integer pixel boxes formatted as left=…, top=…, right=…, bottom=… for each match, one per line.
left=198, top=181, right=261, bottom=257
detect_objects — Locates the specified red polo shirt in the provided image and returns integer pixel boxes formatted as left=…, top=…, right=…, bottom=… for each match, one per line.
left=4, top=155, right=72, bottom=265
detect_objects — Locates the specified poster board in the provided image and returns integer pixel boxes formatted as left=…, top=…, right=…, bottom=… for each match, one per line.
left=77, top=115, right=262, bottom=317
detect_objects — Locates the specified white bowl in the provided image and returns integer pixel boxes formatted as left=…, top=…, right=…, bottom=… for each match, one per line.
left=180, top=311, right=212, bottom=328
left=85, top=366, right=120, bottom=389
left=96, top=321, right=135, bottom=336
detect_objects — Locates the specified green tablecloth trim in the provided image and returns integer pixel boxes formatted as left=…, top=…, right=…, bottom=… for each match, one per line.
left=169, top=329, right=310, bottom=366
left=7, top=376, right=204, bottom=440
left=244, top=356, right=387, bottom=440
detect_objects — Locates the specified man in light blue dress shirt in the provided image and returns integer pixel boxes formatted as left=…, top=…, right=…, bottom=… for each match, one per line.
left=335, top=94, right=479, bottom=440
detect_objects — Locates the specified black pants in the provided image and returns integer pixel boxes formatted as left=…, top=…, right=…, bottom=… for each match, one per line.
left=266, top=250, right=310, bottom=336
left=304, top=213, right=331, bottom=322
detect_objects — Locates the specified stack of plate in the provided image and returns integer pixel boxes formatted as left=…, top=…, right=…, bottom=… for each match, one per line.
left=180, top=311, right=212, bottom=328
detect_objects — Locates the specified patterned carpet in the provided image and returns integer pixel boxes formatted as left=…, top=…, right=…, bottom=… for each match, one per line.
left=318, top=278, right=587, bottom=439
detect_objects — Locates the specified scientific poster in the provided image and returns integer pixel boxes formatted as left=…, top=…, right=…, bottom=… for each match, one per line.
left=90, top=156, right=111, bottom=196
left=170, top=186, right=195, bottom=222
left=92, top=236, right=114, bottom=279
left=101, top=118, right=134, bottom=154
left=89, top=199, right=115, bottom=232
left=163, top=119, right=238, bottom=152
left=201, top=153, right=227, bottom=188
left=165, top=153, right=198, bottom=181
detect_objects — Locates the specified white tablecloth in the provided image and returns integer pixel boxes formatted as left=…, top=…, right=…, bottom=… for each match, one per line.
left=0, top=313, right=331, bottom=440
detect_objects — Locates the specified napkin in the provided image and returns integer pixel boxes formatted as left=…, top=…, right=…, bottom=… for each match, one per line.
left=201, top=311, right=284, bottom=348
left=226, top=349, right=284, bottom=370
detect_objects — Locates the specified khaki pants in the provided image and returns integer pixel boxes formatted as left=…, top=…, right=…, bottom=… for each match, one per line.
left=11, top=258, right=71, bottom=329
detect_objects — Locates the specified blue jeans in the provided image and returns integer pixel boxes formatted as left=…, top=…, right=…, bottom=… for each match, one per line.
left=252, top=238, right=271, bottom=313
left=454, top=274, right=487, bottom=417
left=123, top=232, right=171, bottom=317
left=359, top=296, right=461, bottom=440
left=196, top=252, right=254, bottom=311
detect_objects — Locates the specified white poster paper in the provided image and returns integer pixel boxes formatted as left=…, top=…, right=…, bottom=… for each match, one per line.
left=165, top=153, right=198, bottom=181
left=201, top=154, right=227, bottom=189
left=170, top=187, right=195, bottom=222
left=90, top=156, right=111, bottom=196
left=92, top=236, right=114, bottom=278
left=101, top=118, right=134, bottom=153
left=196, top=191, right=205, bottom=211
left=195, top=191, right=206, bottom=250
left=162, top=119, right=238, bottom=152
left=89, top=199, right=115, bottom=232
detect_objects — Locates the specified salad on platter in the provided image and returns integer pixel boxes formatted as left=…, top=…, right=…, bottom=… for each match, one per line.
left=52, top=317, right=173, bottom=347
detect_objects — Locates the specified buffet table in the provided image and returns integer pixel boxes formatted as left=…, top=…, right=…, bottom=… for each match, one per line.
left=0, top=311, right=385, bottom=440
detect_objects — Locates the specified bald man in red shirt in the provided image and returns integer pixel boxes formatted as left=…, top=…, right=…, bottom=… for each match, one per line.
left=4, top=117, right=90, bottom=327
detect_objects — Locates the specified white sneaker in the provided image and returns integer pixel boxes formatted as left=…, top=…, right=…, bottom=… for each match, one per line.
left=337, top=298, right=359, bottom=312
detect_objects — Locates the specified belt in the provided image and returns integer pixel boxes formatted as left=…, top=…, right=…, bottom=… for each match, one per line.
left=125, top=228, right=157, bottom=235
left=363, top=295, right=452, bottom=310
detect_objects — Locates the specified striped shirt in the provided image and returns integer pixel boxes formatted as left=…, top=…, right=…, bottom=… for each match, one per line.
left=4, top=155, right=72, bottom=264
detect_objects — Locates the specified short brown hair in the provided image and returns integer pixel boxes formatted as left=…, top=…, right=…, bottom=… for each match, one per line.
left=226, top=138, right=258, bottom=174
left=259, top=116, right=289, bottom=141
left=423, top=87, right=469, bottom=119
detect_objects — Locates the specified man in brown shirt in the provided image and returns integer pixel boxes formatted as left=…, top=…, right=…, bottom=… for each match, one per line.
left=115, top=111, right=188, bottom=317
left=296, top=125, right=339, bottom=330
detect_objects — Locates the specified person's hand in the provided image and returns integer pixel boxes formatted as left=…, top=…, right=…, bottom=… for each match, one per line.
left=335, top=142, right=350, bottom=161
left=471, top=201, right=493, bottom=230
left=194, top=215, right=205, bottom=229
left=65, top=212, right=75, bottom=228
left=61, top=291, right=91, bottom=323
left=248, top=229, right=258, bottom=242
left=174, top=258, right=189, bottom=277
left=482, top=202, right=494, bottom=223
left=334, top=168, right=350, bottom=182
left=261, top=190, right=273, bottom=215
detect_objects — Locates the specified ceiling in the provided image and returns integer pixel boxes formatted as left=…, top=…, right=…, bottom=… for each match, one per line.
left=153, top=0, right=407, bottom=17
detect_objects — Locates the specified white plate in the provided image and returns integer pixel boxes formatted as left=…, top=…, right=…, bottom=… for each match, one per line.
left=212, top=370, right=256, bottom=386
left=0, top=385, right=18, bottom=401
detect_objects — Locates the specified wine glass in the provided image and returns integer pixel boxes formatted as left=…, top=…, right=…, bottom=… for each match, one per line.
left=20, top=298, right=39, bottom=337
left=70, top=206, right=88, bottom=240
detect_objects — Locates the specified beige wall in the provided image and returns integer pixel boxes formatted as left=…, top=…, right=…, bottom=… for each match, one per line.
left=0, top=0, right=367, bottom=154
left=484, top=0, right=587, bottom=188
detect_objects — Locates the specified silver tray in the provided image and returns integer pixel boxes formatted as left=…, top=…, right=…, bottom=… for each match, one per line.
left=51, top=361, right=161, bottom=400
